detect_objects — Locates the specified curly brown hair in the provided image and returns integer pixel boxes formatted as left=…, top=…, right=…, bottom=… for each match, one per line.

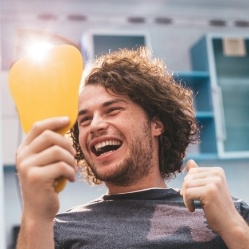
left=69, top=47, right=199, bottom=184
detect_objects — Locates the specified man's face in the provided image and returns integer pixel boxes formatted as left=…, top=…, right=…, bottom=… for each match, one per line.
left=77, top=84, right=162, bottom=186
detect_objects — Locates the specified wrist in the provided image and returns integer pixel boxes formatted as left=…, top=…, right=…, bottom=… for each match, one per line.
left=17, top=214, right=54, bottom=249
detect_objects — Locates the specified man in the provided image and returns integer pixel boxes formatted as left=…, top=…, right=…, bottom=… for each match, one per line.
left=16, top=47, right=249, bottom=248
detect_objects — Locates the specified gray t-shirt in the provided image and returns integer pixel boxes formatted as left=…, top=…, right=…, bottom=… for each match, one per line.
left=54, top=188, right=249, bottom=248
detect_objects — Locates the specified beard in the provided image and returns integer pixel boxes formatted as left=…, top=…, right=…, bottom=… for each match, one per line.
left=85, top=120, right=154, bottom=187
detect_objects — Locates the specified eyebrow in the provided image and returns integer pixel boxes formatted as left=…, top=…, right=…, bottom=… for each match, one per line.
left=78, top=98, right=127, bottom=117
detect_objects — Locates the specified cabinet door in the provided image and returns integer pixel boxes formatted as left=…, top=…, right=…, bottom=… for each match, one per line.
left=210, top=36, right=249, bottom=158
left=174, top=72, right=217, bottom=160
left=192, top=35, right=249, bottom=159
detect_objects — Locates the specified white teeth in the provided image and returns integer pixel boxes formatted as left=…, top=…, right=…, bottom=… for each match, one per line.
left=95, top=140, right=121, bottom=151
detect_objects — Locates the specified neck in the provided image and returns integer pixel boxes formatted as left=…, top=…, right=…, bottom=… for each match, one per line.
left=106, top=174, right=167, bottom=195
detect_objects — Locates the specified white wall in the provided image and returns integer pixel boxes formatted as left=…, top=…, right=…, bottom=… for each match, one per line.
left=0, top=83, right=6, bottom=249
left=1, top=71, right=22, bottom=166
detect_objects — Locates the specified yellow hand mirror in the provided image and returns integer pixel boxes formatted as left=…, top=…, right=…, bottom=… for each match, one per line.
left=8, top=44, right=83, bottom=192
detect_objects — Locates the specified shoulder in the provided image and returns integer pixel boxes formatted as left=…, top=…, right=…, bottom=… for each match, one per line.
left=55, top=195, right=105, bottom=220
left=232, top=197, right=249, bottom=222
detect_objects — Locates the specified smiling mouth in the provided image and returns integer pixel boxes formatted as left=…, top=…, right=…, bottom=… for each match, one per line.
left=92, top=140, right=122, bottom=156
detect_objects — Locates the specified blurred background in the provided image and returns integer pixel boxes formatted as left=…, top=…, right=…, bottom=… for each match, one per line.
left=1, top=0, right=249, bottom=248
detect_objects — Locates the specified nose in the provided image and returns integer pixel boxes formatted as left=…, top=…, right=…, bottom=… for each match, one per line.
left=89, top=114, right=109, bottom=134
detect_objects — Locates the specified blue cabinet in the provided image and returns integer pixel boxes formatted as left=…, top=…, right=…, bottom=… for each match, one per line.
left=174, top=71, right=217, bottom=160
left=189, top=34, right=249, bottom=159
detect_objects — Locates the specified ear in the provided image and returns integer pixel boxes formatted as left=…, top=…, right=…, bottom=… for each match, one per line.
left=151, top=116, right=165, bottom=137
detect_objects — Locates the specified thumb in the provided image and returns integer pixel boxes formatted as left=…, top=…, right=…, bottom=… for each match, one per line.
left=186, top=159, right=199, bottom=172
left=180, top=159, right=198, bottom=194
left=181, top=159, right=199, bottom=212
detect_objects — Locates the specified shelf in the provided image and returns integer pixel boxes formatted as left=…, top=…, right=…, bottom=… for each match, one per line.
left=174, top=71, right=209, bottom=84
left=196, top=111, right=214, bottom=119
left=191, top=34, right=249, bottom=158
left=175, top=70, right=217, bottom=158
left=174, top=71, right=213, bottom=113
left=185, top=153, right=218, bottom=161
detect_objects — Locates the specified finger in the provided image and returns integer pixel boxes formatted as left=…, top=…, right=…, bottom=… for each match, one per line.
left=25, top=161, right=77, bottom=189
left=183, top=191, right=196, bottom=212
left=181, top=160, right=199, bottom=211
left=22, top=116, right=70, bottom=146
left=17, top=146, right=77, bottom=182
left=17, top=131, right=76, bottom=171
left=186, top=159, right=199, bottom=172
left=183, top=177, right=218, bottom=189
left=27, top=130, right=76, bottom=156
left=181, top=181, right=196, bottom=212
left=183, top=171, right=209, bottom=183
left=180, top=159, right=198, bottom=195
left=181, top=167, right=226, bottom=212
left=185, top=167, right=225, bottom=178
left=183, top=185, right=205, bottom=212
left=24, top=145, right=76, bottom=170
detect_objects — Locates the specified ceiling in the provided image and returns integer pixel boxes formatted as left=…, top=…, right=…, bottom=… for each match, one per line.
left=1, top=0, right=249, bottom=70
left=1, top=0, right=249, bottom=17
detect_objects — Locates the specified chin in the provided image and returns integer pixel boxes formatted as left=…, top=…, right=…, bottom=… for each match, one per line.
left=93, top=163, right=127, bottom=182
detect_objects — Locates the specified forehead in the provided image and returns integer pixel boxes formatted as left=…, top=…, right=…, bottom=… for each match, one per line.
left=78, top=84, right=128, bottom=109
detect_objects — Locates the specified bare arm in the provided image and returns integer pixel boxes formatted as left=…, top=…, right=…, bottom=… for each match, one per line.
left=16, top=117, right=77, bottom=249
left=218, top=215, right=249, bottom=249
left=16, top=216, right=54, bottom=249
left=181, top=160, right=249, bottom=249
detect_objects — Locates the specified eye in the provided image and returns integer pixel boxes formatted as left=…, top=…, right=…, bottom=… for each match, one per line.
left=78, top=116, right=92, bottom=126
left=107, top=107, right=123, bottom=115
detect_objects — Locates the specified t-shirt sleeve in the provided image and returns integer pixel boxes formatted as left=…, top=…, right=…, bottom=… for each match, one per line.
left=53, top=218, right=61, bottom=249
left=233, top=197, right=249, bottom=224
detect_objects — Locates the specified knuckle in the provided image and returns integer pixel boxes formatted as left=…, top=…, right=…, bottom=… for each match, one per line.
left=16, top=146, right=28, bottom=167
left=218, top=167, right=225, bottom=176
left=212, top=167, right=225, bottom=184
left=16, top=154, right=28, bottom=173
left=31, top=121, right=43, bottom=133
left=188, top=168, right=197, bottom=174
left=215, top=177, right=223, bottom=188
left=213, top=167, right=225, bottom=176
left=207, top=183, right=217, bottom=195
left=26, top=168, right=41, bottom=184
left=184, top=181, right=192, bottom=189
left=57, top=161, right=68, bottom=171
left=184, top=188, right=192, bottom=199
left=16, top=153, right=24, bottom=169
left=183, top=174, right=192, bottom=186
left=42, top=129, right=54, bottom=140
left=51, top=145, right=62, bottom=157
left=16, top=161, right=25, bottom=172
